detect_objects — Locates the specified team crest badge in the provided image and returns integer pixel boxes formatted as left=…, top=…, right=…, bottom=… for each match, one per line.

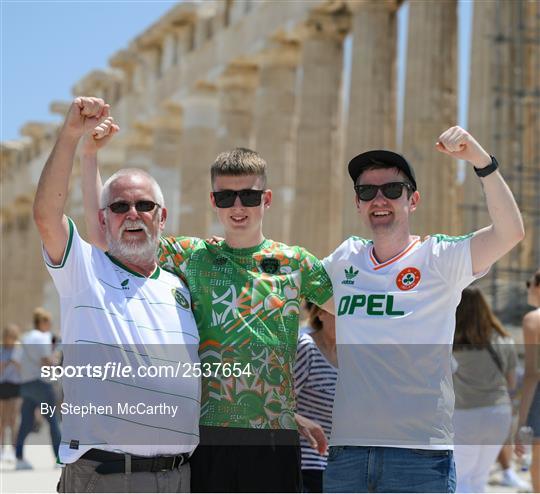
left=214, top=256, right=228, bottom=266
left=171, top=288, right=190, bottom=310
left=396, top=267, right=421, bottom=291
left=260, top=258, right=279, bottom=274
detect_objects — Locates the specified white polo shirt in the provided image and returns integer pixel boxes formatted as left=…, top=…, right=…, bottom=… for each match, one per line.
left=323, top=233, right=483, bottom=450
left=44, top=219, right=200, bottom=463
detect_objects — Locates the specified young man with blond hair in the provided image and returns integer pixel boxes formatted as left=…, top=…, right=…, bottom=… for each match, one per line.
left=84, top=141, right=333, bottom=490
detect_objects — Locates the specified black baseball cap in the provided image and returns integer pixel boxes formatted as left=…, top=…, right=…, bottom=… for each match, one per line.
left=348, top=150, right=417, bottom=191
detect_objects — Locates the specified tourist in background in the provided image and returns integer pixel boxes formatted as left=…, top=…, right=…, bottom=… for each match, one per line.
left=516, top=268, right=540, bottom=492
left=452, top=287, right=517, bottom=492
left=295, top=304, right=337, bottom=493
left=0, top=323, right=21, bottom=462
left=12, top=308, right=61, bottom=470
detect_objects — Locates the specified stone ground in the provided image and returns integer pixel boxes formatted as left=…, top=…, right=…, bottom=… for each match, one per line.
left=0, top=427, right=534, bottom=493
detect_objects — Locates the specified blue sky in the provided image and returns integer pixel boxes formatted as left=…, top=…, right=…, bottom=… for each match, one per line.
left=0, top=1, right=473, bottom=143
left=1, top=1, right=176, bottom=141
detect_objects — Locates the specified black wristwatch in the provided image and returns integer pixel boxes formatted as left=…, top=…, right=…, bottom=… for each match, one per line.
left=474, top=155, right=499, bottom=178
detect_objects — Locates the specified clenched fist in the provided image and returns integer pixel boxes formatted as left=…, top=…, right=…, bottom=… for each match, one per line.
left=81, top=116, right=120, bottom=155
left=63, top=97, right=111, bottom=139
left=435, top=126, right=492, bottom=168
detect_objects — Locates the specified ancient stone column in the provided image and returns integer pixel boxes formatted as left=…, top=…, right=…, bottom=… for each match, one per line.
left=342, top=0, right=399, bottom=240
left=7, top=203, right=35, bottom=327
left=216, top=61, right=259, bottom=151
left=151, top=101, right=183, bottom=235
left=466, top=0, right=540, bottom=310
left=402, top=0, right=459, bottom=237
left=251, top=35, right=300, bottom=244
left=124, top=122, right=154, bottom=170
left=290, top=6, right=351, bottom=258
left=520, top=0, right=540, bottom=274
left=177, top=82, right=218, bottom=238
left=1, top=213, right=17, bottom=327
left=110, top=49, right=144, bottom=125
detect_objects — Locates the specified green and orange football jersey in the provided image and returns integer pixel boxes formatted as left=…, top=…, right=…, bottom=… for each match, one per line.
left=158, top=236, right=333, bottom=430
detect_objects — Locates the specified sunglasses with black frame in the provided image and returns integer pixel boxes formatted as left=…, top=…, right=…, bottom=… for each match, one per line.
left=354, top=182, right=414, bottom=202
left=105, top=200, right=161, bottom=214
left=212, top=189, right=265, bottom=208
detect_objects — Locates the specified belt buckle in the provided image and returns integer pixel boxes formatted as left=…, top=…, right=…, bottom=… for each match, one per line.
left=150, top=457, right=166, bottom=473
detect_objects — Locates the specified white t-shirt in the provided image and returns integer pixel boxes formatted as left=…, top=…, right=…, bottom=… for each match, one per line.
left=44, top=219, right=200, bottom=463
left=323, top=233, right=483, bottom=450
left=11, top=330, right=52, bottom=382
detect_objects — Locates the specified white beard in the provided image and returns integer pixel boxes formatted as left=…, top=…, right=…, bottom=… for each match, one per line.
left=106, top=219, right=158, bottom=266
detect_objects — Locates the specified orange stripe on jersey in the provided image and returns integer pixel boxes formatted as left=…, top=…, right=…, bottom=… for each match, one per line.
left=199, top=339, right=221, bottom=351
left=371, top=238, right=420, bottom=271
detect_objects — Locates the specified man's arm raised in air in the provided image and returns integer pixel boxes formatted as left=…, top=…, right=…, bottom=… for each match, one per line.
left=33, top=97, right=115, bottom=264
left=80, top=112, right=119, bottom=251
left=435, top=126, right=525, bottom=275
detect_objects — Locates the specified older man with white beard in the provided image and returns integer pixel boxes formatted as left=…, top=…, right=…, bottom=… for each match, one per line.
left=33, top=97, right=200, bottom=493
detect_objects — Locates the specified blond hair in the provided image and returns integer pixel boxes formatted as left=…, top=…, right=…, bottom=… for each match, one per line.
left=32, top=307, right=51, bottom=329
left=210, top=148, right=267, bottom=188
left=2, top=323, right=20, bottom=345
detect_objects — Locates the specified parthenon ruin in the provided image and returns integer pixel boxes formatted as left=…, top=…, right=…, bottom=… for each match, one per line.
left=1, top=0, right=539, bottom=327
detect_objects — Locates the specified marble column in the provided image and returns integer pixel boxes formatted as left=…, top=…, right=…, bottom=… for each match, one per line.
left=124, top=122, right=154, bottom=170
left=216, top=61, right=259, bottom=151
left=251, top=35, right=300, bottom=244
left=290, top=8, right=350, bottom=257
left=402, top=0, right=459, bottom=237
left=151, top=101, right=183, bottom=235
left=177, top=82, right=219, bottom=238
left=342, top=0, right=399, bottom=240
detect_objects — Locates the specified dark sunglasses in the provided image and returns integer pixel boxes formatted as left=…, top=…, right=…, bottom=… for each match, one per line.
left=212, top=189, right=265, bottom=208
left=354, top=182, right=413, bottom=201
left=106, top=200, right=161, bottom=214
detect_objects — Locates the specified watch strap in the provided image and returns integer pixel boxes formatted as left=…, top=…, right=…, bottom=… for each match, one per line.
left=474, top=155, right=499, bottom=178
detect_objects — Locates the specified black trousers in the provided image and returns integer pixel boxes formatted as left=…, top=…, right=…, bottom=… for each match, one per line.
left=190, top=426, right=302, bottom=493
left=302, top=469, right=323, bottom=493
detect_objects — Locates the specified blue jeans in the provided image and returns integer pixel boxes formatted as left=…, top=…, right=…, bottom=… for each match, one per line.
left=15, top=380, right=61, bottom=460
left=324, top=446, right=456, bottom=493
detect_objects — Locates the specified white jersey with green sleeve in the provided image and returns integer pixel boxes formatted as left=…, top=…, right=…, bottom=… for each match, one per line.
left=323, top=233, right=485, bottom=450
left=44, top=219, right=200, bottom=463
left=158, top=236, right=333, bottom=430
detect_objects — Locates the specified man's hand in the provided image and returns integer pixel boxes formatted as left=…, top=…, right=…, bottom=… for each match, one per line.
left=81, top=116, right=120, bottom=155
left=435, top=126, right=524, bottom=275
left=435, top=126, right=491, bottom=168
left=63, top=97, right=111, bottom=140
left=295, top=413, right=328, bottom=455
left=205, top=235, right=224, bottom=245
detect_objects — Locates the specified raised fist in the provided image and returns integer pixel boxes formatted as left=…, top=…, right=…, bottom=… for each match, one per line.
left=435, top=126, right=491, bottom=168
left=63, top=97, right=110, bottom=139
left=81, top=116, right=120, bottom=155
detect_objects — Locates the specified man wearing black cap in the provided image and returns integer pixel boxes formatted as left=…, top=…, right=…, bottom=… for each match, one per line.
left=322, top=126, right=524, bottom=493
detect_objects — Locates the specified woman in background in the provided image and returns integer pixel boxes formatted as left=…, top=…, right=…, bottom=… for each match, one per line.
left=516, top=268, right=540, bottom=493
left=452, top=287, right=517, bottom=493
left=0, top=323, right=21, bottom=462
left=295, top=304, right=337, bottom=493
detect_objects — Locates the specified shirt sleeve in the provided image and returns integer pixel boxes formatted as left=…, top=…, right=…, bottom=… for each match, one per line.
left=299, top=249, right=333, bottom=306
left=42, top=217, right=95, bottom=296
left=428, top=234, right=484, bottom=290
left=158, top=236, right=202, bottom=279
